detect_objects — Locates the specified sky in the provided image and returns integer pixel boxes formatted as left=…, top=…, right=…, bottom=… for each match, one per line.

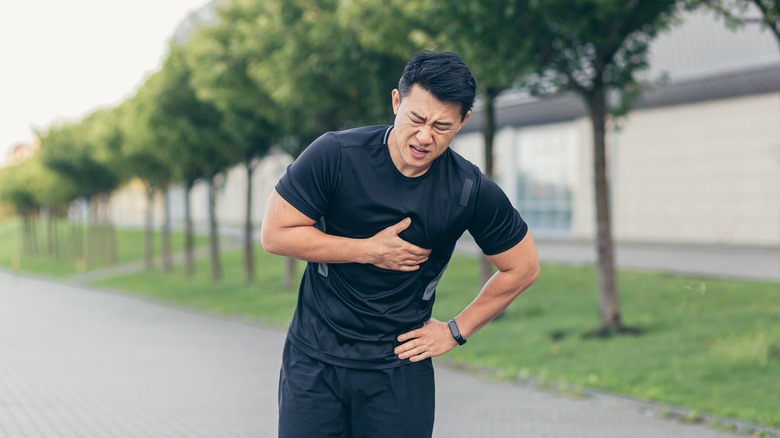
left=0, top=0, right=210, bottom=161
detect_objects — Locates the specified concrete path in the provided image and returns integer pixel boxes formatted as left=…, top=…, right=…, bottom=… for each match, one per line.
left=0, top=270, right=754, bottom=438
left=457, top=238, right=780, bottom=282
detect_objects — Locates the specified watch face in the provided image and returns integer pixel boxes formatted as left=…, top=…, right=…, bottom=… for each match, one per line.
left=448, top=320, right=458, bottom=336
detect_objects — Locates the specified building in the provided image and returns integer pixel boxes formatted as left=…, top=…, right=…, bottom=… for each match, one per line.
left=2, top=138, right=40, bottom=168
left=451, top=10, right=780, bottom=248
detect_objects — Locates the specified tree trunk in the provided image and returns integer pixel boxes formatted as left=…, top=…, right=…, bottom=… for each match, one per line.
left=44, top=206, right=54, bottom=258
left=72, top=205, right=85, bottom=270
left=105, top=194, right=117, bottom=266
left=21, top=213, right=31, bottom=256
left=77, top=207, right=85, bottom=267
left=283, top=256, right=296, bottom=288
left=184, top=182, right=195, bottom=277
left=86, top=197, right=98, bottom=268
left=586, top=87, right=623, bottom=334
left=208, top=176, right=222, bottom=281
left=144, top=185, right=155, bottom=271
left=244, top=162, right=255, bottom=283
left=51, top=207, right=61, bottom=260
left=29, top=212, right=39, bottom=256
left=161, top=187, right=173, bottom=273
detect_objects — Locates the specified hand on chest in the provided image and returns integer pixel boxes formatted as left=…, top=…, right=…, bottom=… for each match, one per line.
left=325, top=177, right=474, bottom=250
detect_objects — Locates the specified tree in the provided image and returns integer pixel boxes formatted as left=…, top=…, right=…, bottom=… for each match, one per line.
left=150, top=43, right=235, bottom=280
left=29, top=156, right=80, bottom=261
left=39, top=112, right=125, bottom=268
left=0, top=160, right=42, bottom=257
left=120, top=90, right=178, bottom=272
left=517, top=0, right=682, bottom=335
left=186, top=2, right=283, bottom=282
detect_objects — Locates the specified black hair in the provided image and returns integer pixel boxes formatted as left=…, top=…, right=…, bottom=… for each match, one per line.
left=398, top=51, right=476, bottom=121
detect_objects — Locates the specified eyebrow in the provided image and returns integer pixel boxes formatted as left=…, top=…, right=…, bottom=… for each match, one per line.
left=410, top=111, right=455, bottom=127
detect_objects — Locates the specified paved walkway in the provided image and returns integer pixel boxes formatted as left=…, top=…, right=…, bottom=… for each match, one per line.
left=0, top=270, right=759, bottom=438
left=458, top=238, right=780, bottom=282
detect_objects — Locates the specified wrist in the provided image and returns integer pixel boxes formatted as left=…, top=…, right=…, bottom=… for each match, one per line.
left=352, top=237, right=373, bottom=264
left=447, top=318, right=467, bottom=346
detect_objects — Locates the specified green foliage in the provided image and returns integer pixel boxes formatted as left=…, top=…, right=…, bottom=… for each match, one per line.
left=186, top=3, right=282, bottom=165
left=239, top=0, right=419, bottom=156
left=430, top=1, right=535, bottom=98
left=692, top=0, right=780, bottom=43
left=38, top=109, right=125, bottom=200
left=520, top=0, right=682, bottom=117
left=119, top=89, right=175, bottom=191
left=0, top=160, right=41, bottom=214
left=147, top=43, right=235, bottom=184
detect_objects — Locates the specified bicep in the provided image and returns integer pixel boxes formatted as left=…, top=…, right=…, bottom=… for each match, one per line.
left=263, top=190, right=317, bottom=230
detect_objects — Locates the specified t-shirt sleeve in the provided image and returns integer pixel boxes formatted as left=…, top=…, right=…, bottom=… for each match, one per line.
left=275, top=132, right=341, bottom=221
left=467, top=174, right=528, bottom=256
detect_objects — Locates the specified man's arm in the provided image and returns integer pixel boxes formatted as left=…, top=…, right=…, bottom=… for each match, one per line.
left=260, top=189, right=432, bottom=271
left=395, top=232, right=539, bottom=361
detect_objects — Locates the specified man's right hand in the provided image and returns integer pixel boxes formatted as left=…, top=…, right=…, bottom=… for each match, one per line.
left=262, top=192, right=430, bottom=271
left=365, top=218, right=431, bottom=271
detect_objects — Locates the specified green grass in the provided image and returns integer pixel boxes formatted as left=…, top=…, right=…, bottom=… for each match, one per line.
left=0, top=217, right=207, bottom=277
left=65, top=237, right=780, bottom=427
left=95, top=248, right=301, bottom=327
left=435, top=260, right=780, bottom=428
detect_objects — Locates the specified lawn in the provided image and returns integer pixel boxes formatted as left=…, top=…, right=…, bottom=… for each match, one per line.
left=91, top=244, right=780, bottom=428
left=0, top=217, right=207, bottom=277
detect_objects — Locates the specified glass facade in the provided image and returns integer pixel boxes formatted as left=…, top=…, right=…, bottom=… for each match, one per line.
left=509, top=125, right=578, bottom=236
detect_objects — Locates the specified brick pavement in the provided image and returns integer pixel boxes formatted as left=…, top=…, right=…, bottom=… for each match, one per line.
left=0, top=270, right=755, bottom=437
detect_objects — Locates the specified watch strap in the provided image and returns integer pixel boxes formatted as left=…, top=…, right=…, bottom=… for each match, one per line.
left=447, top=319, right=467, bottom=345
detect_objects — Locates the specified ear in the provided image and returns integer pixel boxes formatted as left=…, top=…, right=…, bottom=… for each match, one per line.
left=391, top=89, right=401, bottom=115
left=459, top=111, right=471, bottom=129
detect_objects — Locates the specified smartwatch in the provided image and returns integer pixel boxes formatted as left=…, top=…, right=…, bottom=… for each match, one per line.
left=447, top=319, right=467, bottom=345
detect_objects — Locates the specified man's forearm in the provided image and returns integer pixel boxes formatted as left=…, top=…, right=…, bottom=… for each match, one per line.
left=454, top=267, right=537, bottom=339
left=262, top=224, right=370, bottom=264
left=451, top=234, right=540, bottom=340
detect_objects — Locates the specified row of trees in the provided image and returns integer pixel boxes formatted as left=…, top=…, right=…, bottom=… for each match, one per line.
left=1, top=0, right=777, bottom=332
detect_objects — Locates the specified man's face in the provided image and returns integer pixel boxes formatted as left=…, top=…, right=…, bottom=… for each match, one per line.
left=388, top=84, right=470, bottom=178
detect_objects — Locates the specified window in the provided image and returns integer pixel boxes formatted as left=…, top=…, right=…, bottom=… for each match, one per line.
left=510, top=125, right=578, bottom=236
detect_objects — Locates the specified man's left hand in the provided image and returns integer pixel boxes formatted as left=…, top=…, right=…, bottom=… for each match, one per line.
left=395, top=318, right=458, bottom=362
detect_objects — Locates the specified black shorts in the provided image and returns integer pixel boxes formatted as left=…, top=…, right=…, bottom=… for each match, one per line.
left=278, top=340, right=435, bottom=438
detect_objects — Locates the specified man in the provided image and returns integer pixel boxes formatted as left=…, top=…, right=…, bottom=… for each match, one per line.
left=261, top=50, right=539, bottom=438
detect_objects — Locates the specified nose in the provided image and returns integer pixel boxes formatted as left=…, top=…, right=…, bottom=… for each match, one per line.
left=415, top=124, right=434, bottom=145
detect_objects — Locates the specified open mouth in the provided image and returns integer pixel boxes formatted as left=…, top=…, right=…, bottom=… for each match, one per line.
left=409, top=145, right=428, bottom=158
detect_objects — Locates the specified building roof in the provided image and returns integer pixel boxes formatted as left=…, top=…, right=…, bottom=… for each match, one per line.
left=638, top=63, right=780, bottom=109
left=461, top=8, right=780, bottom=134
left=461, top=62, right=779, bottom=134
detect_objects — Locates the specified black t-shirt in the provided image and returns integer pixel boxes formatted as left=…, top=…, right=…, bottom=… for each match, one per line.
left=275, top=125, right=528, bottom=369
